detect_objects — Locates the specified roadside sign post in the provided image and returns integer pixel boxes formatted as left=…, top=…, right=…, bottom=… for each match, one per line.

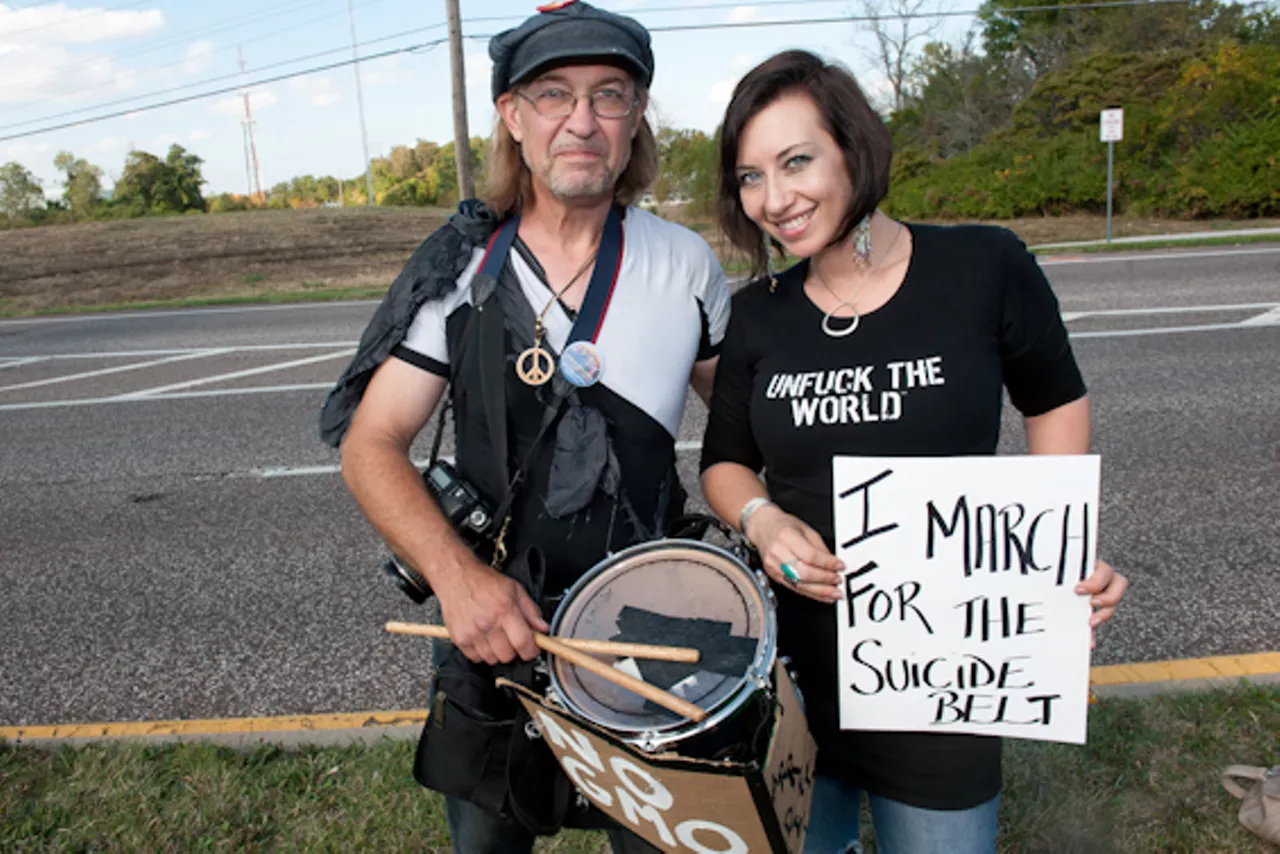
left=1100, top=108, right=1124, bottom=243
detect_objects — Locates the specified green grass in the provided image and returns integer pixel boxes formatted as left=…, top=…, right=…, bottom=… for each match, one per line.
left=1033, top=232, right=1280, bottom=253
left=2, top=684, right=1275, bottom=853
left=0, top=286, right=391, bottom=318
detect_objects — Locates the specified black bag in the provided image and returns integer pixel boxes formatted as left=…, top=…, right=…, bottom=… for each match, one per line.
left=413, top=647, right=519, bottom=816
left=412, top=548, right=585, bottom=834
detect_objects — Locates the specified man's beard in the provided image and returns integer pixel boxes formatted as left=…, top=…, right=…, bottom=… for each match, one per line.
left=528, top=146, right=628, bottom=202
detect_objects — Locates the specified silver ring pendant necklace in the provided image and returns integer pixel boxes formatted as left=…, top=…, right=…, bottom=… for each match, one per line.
left=821, top=306, right=860, bottom=338
left=814, top=219, right=904, bottom=339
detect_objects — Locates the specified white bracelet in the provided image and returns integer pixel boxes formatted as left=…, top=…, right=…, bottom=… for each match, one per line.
left=738, top=497, right=775, bottom=546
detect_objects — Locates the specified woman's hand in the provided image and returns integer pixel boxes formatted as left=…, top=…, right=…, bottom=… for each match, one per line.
left=1076, top=558, right=1128, bottom=649
left=747, top=504, right=844, bottom=603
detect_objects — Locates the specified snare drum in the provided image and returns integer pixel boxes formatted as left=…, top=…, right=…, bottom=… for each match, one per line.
left=547, top=539, right=779, bottom=756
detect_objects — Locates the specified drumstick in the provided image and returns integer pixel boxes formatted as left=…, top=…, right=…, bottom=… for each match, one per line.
left=534, top=633, right=708, bottom=723
left=384, top=621, right=701, bottom=664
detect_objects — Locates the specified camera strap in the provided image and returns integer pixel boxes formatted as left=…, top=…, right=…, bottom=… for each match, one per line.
left=434, top=212, right=625, bottom=566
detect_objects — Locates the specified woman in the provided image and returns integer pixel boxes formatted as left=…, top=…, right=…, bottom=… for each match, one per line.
left=700, top=50, right=1129, bottom=854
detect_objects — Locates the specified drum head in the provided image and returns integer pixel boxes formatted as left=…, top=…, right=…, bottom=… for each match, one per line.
left=549, top=540, right=772, bottom=738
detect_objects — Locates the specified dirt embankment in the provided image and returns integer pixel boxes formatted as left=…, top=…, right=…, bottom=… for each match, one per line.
left=0, top=207, right=450, bottom=313
left=2, top=207, right=1274, bottom=314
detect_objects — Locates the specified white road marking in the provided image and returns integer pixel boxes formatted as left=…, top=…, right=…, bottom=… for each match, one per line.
left=1071, top=322, right=1262, bottom=339
left=0, top=301, right=376, bottom=327
left=1039, top=247, right=1280, bottom=265
left=0, top=350, right=228, bottom=394
left=5, top=343, right=359, bottom=360
left=0, top=356, right=49, bottom=370
left=1063, top=302, right=1278, bottom=318
left=0, top=307, right=1274, bottom=413
left=253, top=442, right=706, bottom=478
left=0, top=383, right=331, bottom=412
left=1240, top=306, right=1280, bottom=327
left=117, top=349, right=355, bottom=398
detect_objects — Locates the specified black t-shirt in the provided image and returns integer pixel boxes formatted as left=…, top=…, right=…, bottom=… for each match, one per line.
left=700, top=224, right=1086, bottom=810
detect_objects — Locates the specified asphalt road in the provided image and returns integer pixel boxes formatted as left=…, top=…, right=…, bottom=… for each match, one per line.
left=1, top=245, right=1277, bottom=727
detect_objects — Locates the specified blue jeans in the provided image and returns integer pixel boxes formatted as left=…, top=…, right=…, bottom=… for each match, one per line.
left=445, top=795, right=660, bottom=854
left=802, top=775, right=999, bottom=854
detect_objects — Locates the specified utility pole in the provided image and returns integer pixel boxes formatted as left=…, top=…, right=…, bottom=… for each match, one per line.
left=348, top=0, right=376, bottom=205
left=445, top=0, right=474, bottom=200
left=237, top=46, right=264, bottom=201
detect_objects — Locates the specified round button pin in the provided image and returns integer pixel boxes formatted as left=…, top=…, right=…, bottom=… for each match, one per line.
left=559, top=340, right=603, bottom=388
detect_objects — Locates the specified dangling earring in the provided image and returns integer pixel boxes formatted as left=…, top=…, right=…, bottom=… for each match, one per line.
left=764, top=232, right=778, bottom=293
left=852, top=215, right=873, bottom=270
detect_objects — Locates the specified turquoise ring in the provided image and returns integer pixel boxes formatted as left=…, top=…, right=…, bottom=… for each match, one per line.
left=780, top=563, right=800, bottom=584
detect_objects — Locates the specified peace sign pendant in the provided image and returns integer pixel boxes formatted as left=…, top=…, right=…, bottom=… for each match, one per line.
left=516, top=344, right=555, bottom=386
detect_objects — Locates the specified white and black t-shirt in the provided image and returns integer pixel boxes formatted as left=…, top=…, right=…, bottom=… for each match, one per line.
left=701, top=224, right=1086, bottom=811
left=398, top=206, right=729, bottom=437
left=394, top=206, right=729, bottom=589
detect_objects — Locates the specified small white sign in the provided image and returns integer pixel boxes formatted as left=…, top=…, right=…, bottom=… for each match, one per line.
left=1100, top=108, right=1124, bottom=142
left=832, top=455, right=1099, bottom=744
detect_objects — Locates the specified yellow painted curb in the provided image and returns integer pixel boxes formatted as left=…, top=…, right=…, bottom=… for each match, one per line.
left=1090, top=651, right=1280, bottom=687
left=2, top=651, right=1276, bottom=743
left=0, top=709, right=427, bottom=742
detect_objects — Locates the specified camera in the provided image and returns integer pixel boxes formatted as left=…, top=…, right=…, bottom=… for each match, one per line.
left=423, top=458, right=495, bottom=541
left=379, top=460, right=496, bottom=604
left=382, top=554, right=432, bottom=604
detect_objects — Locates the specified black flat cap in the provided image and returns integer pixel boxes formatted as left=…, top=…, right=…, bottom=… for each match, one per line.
left=489, top=1, right=654, bottom=102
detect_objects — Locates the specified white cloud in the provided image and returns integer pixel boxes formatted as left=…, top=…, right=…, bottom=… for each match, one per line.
left=184, top=40, right=212, bottom=75
left=0, top=43, right=117, bottom=103
left=213, top=88, right=277, bottom=117
left=726, top=6, right=758, bottom=23
left=709, top=79, right=736, bottom=106
left=0, top=5, right=164, bottom=48
left=91, top=135, right=122, bottom=154
left=0, top=4, right=165, bottom=103
left=464, top=51, right=492, bottom=92
left=733, top=53, right=756, bottom=68
left=189, top=129, right=211, bottom=141
left=0, top=140, right=53, bottom=162
left=363, top=55, right=414, bottom=87
left=289, top=74, right=342, bottom=108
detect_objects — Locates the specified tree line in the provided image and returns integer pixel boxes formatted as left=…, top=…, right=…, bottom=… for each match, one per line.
left=2, top=0, right=1275, bottom=229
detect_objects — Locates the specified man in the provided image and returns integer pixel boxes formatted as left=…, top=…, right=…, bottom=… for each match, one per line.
left=319, top=2, right=729, bottom=851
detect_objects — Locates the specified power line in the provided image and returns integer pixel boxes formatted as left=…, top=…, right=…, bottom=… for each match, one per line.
left=0, top=0, right=357, bottom=98
left=0, top=0, right=1202, bottom=145
left=0, top=0, right=153, bottom=41
left=0, top=38, right=448, bottom=144
left=0, top=21, right=446, bottom=132
left=468, top=0, right=1201, bottom=39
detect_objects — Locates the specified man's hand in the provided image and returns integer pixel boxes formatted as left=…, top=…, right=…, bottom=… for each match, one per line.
left=435, top=558, right=550, bottom=665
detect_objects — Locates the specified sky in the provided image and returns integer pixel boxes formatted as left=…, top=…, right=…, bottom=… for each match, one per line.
left=0, top=0, right=972, bottom=198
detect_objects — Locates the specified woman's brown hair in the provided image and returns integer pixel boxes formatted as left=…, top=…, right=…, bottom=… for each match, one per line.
left=717, top=50, right=893, bottom=277
left=483, top=99, right=659, bottom=219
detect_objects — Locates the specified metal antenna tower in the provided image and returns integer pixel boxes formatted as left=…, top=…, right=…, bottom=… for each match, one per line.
left=237, top=46, right=264, bottom=200
left=347, top=0, right=375, bottom=206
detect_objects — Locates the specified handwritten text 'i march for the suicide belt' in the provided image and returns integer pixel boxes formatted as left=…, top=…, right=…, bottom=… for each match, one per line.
left=832, top=455, right=1099, bottom=744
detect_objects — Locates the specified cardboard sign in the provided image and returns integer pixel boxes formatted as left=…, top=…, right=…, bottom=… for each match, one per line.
left=505, top=661, right=816, bottom=853
left=832, top=455, right=1098, bottom=744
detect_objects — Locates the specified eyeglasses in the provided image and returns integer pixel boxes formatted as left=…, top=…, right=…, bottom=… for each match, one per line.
left=518, top=86, right=638, bottom=120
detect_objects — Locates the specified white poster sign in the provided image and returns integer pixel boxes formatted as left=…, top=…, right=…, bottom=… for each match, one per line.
left=1100, top=108, right=1124, bottom=142
left=832, top=456, right=1098, bottom=744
